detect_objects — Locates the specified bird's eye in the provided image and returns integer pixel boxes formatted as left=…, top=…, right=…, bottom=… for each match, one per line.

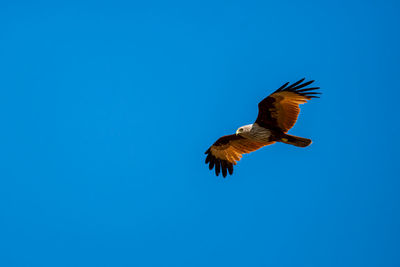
left=239, top=128, right=243, bottom=132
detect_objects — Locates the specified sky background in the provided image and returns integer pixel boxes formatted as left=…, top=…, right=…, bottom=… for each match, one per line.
left=1, top=0, right=400, bottom=266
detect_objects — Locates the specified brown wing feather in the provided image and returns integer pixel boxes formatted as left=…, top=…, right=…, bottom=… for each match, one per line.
left=205, top=134, right=274, bottom=177
left=255, top=78, right=320, bottom=133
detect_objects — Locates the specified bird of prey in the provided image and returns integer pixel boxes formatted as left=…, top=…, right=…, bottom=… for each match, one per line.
left=205, top=78, right=320, bottom=177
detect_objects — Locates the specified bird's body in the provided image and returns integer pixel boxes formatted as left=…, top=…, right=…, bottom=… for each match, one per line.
left=205, top=78, right=320, bottom=177
left=237, top=123, right=272, bottom=143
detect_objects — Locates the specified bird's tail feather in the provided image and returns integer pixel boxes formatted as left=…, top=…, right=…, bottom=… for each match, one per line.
left=280, top=134, right=312, bottom=147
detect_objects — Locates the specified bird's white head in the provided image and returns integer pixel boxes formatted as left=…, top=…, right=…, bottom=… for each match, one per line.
left=236, top=124, right=253, bottom=137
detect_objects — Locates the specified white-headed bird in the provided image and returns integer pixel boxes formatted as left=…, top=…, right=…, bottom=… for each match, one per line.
left=205, top=78, right=320, bottom=177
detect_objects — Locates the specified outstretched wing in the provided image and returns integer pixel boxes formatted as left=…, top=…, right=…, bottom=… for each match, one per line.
left=255, top=78, right=320, bottom=133
left=205, top=134, right=274, bottom=177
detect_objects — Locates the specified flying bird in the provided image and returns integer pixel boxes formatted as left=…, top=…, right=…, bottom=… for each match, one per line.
left=205, top=78, right=320, bottom=177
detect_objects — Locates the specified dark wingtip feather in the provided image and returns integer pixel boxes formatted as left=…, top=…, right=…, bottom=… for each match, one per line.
left=221, top=161, right=227, bottom=178
left=208, top=158, right=215, bottom=170
left=205, top=150, right=234, bottom=178
left=274, top=78, right=320, bottom=98
left=296, top=87, right=320, bottom=92
left=227, top=163, right=234, bottom=175
left=205, top=153, right=210, bottom=164
left=285, top=78, right=306, bottom=90
left=275, top=82, right=289, bottom=92
left=291, top=80, right=314, bottom=90
left=215, top=160, right=221, bottom=176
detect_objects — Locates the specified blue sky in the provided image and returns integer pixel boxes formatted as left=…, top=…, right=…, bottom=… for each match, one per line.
left=1, top=0, right=400, bottom=266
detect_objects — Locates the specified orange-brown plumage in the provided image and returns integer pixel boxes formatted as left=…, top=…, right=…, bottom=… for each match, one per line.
left=205, top=78, right=320, bottom=177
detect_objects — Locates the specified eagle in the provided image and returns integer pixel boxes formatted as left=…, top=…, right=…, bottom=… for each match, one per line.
left=205, top=78, right=320, bottom=177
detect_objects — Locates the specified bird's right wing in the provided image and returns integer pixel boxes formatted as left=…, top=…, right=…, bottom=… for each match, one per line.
left=205, top=134, right=274, bottom=177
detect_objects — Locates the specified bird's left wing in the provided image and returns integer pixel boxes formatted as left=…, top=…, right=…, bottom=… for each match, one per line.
left=255, top=78, right=320, bottom=133
left=205, top=134, right=274, bottom=177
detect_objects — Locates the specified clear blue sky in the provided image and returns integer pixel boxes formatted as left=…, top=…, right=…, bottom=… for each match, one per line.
left=1, top=0, right=400, bottom=266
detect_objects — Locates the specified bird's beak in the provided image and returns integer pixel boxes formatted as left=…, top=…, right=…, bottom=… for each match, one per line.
left=235, top=130, right=239, bottom=136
